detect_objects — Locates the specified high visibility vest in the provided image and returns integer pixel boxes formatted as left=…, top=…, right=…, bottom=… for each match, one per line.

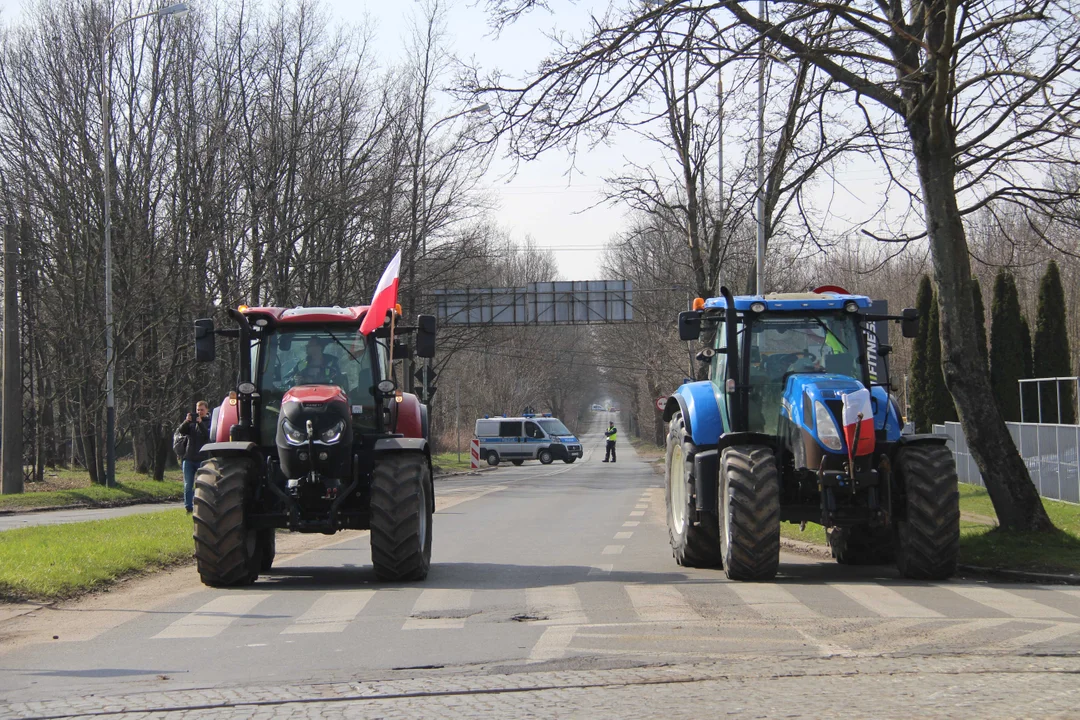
left=824, top=330, right=845, bottom=354
left=607, top=428, right=617, bottom=442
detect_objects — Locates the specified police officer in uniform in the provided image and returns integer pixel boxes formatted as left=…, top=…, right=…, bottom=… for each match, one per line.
left=602, top=423, right=617, bottom=463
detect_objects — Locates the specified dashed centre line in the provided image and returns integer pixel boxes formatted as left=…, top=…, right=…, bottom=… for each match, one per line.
left=602, top=545, right=625, bottom=555
left=614, top=532, right=633, bottom=540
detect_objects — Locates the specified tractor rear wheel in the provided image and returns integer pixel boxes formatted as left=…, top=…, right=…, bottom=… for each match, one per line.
left=829, top=524, right=895, bottom=565
left=370, top=452, right=433, bottom=581
left=192, top=456, right=260, bottom=587
left=665, top=413, right=722, bottom=568
left=895, top=444, right=960, bottom=580
left=720, top=445, right=780, bottom=581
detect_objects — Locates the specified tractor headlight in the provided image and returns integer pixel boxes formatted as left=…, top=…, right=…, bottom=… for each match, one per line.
left=282, top=419, right=306, bottom=445
left=320, top=420, right=346, bottom=444
left=814, top=401, right=843, bottom=451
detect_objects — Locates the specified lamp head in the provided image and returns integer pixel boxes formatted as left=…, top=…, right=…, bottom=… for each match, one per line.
left=157, top=3, right=190, bottom=18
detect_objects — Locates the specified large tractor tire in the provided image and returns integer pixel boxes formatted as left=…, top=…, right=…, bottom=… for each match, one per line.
left=895, top=444, right=960, bottom=580
left=370, top=452, right=433, bottom=581
left=665, top=413, right=722, bottom=568
left=719, top=445, right=781, bottom=581
left=829, top=524, right=895, bottom=565
left=192, top=457, right=261, bottom=587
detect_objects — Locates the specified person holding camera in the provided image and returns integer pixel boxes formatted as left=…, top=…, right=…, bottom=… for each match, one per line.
left=176, top=401, right=211, bottom=513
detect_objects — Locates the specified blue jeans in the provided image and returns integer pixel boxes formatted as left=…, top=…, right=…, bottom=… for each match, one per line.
left=182, top=460, right=198, bottom=511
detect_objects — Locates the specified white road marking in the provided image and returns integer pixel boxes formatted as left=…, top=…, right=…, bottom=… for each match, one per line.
left=153, top=594, right=271, bottom=639
left=527, top=586, right=588, bottom=625
left=979, top=621, right=1080, bottom=652
left=602, top=545, right=624, bottom=555
left=828, top=583, right=943, bottom=618
left=625, top=585, right=701, bottom=623
left=623, top=521, right=640, bottom=527
left=629, top=511, right=645, bottom=517
left=588, top=564, right=613, bottom=576
left=403, top=589, right=473, bottom=630
left=877, top=618, right=1012, bottom=654
left=728, top=583, right=819, bottom=620
left=635, top=504, right=649, bottom=510
left=945, top=586, right=1074, bottom=619
left=614, top=531, right=633, bottom=540
left=529, top=625, right=578, bottom=661
left=281, top=591, right=375, bottom=634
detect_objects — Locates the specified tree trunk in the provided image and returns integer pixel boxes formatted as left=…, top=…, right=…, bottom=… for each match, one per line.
left=910, top=122, right=1052, bottom=532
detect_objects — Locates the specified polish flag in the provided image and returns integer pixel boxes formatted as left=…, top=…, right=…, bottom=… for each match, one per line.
left=841, top=388, right=876, bottom=458
left=359, top=250, right=402, bottom=335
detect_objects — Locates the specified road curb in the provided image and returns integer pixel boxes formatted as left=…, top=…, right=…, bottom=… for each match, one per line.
left=780, top=536, right=832, bottom=559
left=957, top=564, right=1080, bottom=585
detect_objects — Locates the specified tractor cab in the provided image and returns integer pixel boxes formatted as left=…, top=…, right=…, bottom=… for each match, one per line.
left=665, top=286, right=958, bottom=583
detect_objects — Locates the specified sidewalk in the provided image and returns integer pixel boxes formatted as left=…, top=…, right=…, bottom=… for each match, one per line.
left=0, top=502, right=185, bottom=531
left=0, top=466, right=499, bottom=532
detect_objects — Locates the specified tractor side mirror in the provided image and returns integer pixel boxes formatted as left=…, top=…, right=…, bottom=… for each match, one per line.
left=194, top=318, right=215, bottom=362
left=416, top=314, right=436, bottom=358
left=678, top=311, right=702, bottom=342
left=901, top=308, right=918, bottom=339
left=393, top=339, right=411, bottom=361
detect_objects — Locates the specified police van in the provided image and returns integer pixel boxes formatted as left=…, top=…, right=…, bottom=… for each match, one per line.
left=474, top=415, right=583, bottom=466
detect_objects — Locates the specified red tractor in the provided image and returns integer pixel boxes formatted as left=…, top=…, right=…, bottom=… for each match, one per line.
left=191, top=305, right=437, bottom=587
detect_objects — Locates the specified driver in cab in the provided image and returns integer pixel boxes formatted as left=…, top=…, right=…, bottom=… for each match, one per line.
left=292, top=338, right=345, bottom=386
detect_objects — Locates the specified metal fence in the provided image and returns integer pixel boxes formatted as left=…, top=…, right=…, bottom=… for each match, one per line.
left=935, top=421, right=1080, bottom=504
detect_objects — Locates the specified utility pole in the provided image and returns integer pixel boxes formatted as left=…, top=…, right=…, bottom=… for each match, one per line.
left=455, top=375, right=461, bottom=465
left=2, top=223, right=23, bottom=494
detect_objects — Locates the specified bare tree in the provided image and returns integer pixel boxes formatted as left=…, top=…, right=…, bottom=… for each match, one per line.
left=478, top=0, right=1080, bottom=531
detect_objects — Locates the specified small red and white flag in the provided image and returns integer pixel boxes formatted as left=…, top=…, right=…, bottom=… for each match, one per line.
left=359, top=250, right=402, bottom=335
left=841, top=388, right=876, bottom=459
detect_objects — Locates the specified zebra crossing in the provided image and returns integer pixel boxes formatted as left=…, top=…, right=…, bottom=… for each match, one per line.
left=128, top=579, right=1080, bottom=660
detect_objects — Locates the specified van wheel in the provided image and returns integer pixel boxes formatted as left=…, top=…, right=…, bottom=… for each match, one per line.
left=511, top=459, right=524, bottom=466
left=486, top=451, right=500, bottom=466
left=538, top=449, right=554, bottom=465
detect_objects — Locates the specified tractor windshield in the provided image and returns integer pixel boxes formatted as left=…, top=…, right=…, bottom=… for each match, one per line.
left=258, top=328, right=380, bottom=445
left=744, top=313, right=863, bottom=435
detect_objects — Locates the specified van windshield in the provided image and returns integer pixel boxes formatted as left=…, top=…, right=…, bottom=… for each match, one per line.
left=538, top=419, right=571, bottom=436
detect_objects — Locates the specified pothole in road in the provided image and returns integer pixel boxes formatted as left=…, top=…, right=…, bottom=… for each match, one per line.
left=510, top=613, right=548, bottom=622
left=410, top=610, right=478, bottom=620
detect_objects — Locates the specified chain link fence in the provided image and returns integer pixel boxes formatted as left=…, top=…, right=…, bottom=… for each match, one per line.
left=935, top=421, right=1080, bottom=504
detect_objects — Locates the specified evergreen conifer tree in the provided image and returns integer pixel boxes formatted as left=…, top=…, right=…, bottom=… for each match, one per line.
left=926, top=293, right=958, bottom=426
left=990, top=271, right=1028, bottom=422
left=972, top=278, right=989, bottom=372
left=908, top=275, right=934, bottom=431
left=1033, top=260, right=1074, bottom=423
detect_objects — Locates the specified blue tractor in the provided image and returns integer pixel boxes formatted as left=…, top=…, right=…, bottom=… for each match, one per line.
left=663, top=287, right=959, bottom=581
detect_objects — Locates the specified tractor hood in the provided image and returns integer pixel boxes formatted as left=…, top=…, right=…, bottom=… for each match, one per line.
left=781, top=374, right=865, bottom=457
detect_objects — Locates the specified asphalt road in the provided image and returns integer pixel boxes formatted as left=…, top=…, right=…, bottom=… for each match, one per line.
left=2, top=414, right=1080, bottom=718
left=0, top=502, right=185, bottom=530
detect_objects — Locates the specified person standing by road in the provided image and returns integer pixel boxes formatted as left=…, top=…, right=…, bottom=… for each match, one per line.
left=177, top=401, right=211, bottom=513
left=602, top=422, right=617, bottom=463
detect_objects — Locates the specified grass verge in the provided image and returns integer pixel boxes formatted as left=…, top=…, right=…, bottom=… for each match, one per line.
left=0, top=509, right=192, bottom=602
left=630, top=436, right=664, bottom=460
left=780, top=483, right=1080, bottom=574
left=431, top=452, right=477, bottom=473
left=0, top=479, right=184, bottom=512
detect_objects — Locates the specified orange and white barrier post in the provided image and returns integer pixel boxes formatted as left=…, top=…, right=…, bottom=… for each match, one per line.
left=470, top=438, right=480, bottom=470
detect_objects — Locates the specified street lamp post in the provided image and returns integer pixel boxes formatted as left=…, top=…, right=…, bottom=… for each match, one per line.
left=100, top=2, right=189, bottom=487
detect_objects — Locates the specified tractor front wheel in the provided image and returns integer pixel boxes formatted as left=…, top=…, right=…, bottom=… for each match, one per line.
left=192, top=456, right=260, bottom=587
left=665, top=412, right=722, bottom=568
left=720, top=445, right=780, bottom=581
left=370, top=453, right=433, bottom=581
left=895, top=445, right=960, bottom=580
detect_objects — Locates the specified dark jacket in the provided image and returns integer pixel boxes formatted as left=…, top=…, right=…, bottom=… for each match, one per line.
left=177, top=415, right=211, bottom=462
